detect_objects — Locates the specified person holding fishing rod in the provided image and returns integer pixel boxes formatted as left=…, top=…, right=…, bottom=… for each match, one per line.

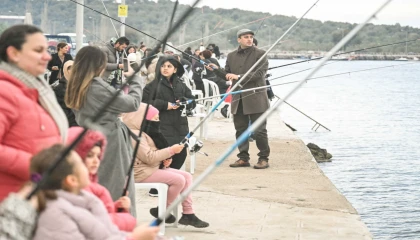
left=207, top=29, right=271, bottom=169
left=141, top=56, right=196, bottom=171
left=101, top=36, right=130, bottom=89
left=65, top=46, right=142, bottom=216
left=123, top=103, right=209, bottom=228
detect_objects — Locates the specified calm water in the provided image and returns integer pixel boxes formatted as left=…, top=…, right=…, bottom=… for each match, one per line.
left=264, top=59, right=420, bottom=239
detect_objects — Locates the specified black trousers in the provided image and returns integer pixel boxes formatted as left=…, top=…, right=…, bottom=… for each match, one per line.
left=233, top=100, right=270, bottom=161
left=169, top=146, right=187, bottom=169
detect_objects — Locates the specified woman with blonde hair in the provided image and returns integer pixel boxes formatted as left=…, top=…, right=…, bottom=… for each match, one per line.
left=65, top=46, right=142, bottom=215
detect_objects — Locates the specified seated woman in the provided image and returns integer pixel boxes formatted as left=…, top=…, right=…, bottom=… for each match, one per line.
left=123, top=103, right=209, bottom=228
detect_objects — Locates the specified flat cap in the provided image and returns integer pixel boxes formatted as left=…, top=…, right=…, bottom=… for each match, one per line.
left=237, top=29, right=254, bottom=38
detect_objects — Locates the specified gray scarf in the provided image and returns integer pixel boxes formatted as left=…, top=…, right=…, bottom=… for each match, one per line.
left=0, top=61, right=68, bottom=142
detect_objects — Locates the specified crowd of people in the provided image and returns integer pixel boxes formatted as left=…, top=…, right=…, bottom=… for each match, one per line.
left=0, top=23, right=271, bottom=240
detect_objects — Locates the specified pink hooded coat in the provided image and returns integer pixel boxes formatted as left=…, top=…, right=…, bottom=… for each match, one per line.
left=67, top=127, right=136, bottom=232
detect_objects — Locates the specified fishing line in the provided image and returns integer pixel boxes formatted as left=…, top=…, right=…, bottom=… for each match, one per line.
left=159, top=0, right=393, bottom=228
left=268, top=38, right=420, bottom=70
left=27, top=0, right=202, bottom=214
left=178, top=0, right=321, bottom=145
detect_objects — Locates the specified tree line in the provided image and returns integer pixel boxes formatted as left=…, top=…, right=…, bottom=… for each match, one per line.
left=1, top=0, right=419, bottom=54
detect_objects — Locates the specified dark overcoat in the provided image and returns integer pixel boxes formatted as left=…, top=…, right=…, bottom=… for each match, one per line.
left=224, top=46, right=269, bottom=115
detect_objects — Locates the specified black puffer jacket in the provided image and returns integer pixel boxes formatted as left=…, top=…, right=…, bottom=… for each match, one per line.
left=142, top=76, right=195, bottom=145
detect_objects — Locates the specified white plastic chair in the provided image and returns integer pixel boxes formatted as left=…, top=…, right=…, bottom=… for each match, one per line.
left=181, top=73, right=193, bottom=90
left=207, top=81, right=221, bottom=120
left=135, top=183, right=178, bottom=235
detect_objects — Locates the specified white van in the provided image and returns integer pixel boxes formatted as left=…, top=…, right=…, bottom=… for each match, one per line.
left=57, top=33, right=88, bottom=51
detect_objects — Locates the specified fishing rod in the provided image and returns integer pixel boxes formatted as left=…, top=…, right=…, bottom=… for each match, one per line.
left=194, top=61, right=415, bottom=102
left=274, top=95, right=330, bottom=131
left=268, top=38, right=420, bottom=70
left=162, top=0, right=179, bottom=53
left=68, top=0, right=226, bottom=76
left=27, top=0, right=201, bottom=212
left=178, top=0, right=321, bottom=145
left=100, top=0, right=119, bottom=38
left=159, top=0, right=394, bottom=228
left=176, top=15, right=273, bottom=49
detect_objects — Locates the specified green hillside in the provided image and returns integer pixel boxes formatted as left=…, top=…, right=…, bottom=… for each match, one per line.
left=1, top=0, right=419, bottom=53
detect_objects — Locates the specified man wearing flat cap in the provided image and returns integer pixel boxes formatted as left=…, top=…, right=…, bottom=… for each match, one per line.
left=210, top=28, right=270, bottom=169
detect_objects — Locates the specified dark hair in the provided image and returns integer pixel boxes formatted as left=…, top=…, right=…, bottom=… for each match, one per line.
left=115, top=36, right=130, bottom=45
left=202, top=50, right=212, bottom=59
left=65, top=46, right=107, bottom=110
left=0, top=24, right=43, bottom=62
left=155, top=56, right=183, bottom=80
left=126, top=45, right=136, bottom=53
left=253, top=38, right=258, bottom=47
left=30, top=144, right=76, bottom=211
left=57, top=42, right=68, bottom=51
left=139, top=44, right=146, bottom=49
left=144, top=48, right=157, bottom=68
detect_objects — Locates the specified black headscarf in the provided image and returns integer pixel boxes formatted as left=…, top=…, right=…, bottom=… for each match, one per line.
left=143, top=120, right=169, bottom=150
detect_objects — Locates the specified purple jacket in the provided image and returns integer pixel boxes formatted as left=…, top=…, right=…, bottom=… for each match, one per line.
left=33, top=190, right=128, bottom=240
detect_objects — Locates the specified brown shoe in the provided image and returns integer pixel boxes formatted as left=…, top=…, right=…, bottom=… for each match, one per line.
left=254, top=160, right=269, bottom=169
left=229, top=159, right=250, bottom=168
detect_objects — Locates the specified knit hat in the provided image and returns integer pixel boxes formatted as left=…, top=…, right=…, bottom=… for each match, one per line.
left=67, top=127, right=107, bottom=182
left=146, top=105, right=159, bottom=121
left=67, top=127, right=107, bottom=161
left=63, top=60, right=74, bottom=80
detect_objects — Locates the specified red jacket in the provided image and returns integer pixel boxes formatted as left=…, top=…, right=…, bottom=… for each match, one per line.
left=68, top=127, right=136, bottom=231
left=0, top=70, right=61, bottom=201
left=84, top=182, right=136, bottom=232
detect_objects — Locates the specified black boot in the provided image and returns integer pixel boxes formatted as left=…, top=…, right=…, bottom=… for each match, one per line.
left=149, top=188, right=158, bottom=197
left=178, top=213, right=209, bottom=228
left=149, top=207, right=176, bottom=224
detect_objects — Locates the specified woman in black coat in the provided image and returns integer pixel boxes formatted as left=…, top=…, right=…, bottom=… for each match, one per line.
left=47, top=42, right=73, bottom=85
left=142, top=56, right=196, bottom=169
left=52, top=60, right=78, bottom=127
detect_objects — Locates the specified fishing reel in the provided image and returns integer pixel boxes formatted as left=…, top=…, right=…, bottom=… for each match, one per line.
left=187, top=136, right=208, bottom=156
left=178, top=99, right=195, bottom=117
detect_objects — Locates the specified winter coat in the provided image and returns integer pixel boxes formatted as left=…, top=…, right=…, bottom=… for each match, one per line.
left=0, top=71, right=61, bottom=201
left=142, top=76, right=195, bottom=145
left=146, top=58, right=159, bottom=85
left=47, top=53, right=73, bottom=84
left=122, top=104, right=175, bottom=182
left=0, top=193, right=37, bottom=240
left=73, top=76, right=142, bottom=216
left=67, top=127, right=136, bottom=232
left=33, top=190, right=127, bottom=240
left=53, top=78, right=78, bottom=127
left=100, top=42, right=120, bottom=82
left=219, top=45, right=269, bottom=115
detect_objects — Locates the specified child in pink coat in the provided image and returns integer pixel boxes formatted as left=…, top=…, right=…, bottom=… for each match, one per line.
left=30, top=144, right=159, bottom=240
left=67, top=127, right=137, bottom=231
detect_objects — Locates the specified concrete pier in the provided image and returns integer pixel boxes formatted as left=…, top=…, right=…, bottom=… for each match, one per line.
left=135, top=109, right=372, bottom=239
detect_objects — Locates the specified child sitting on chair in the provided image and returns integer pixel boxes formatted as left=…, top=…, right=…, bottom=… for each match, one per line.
left=67, top=127, right=137, bottom=231
left=30, top=144, right=159, bottom=240
left=123, top=103, right=209, bottom=228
